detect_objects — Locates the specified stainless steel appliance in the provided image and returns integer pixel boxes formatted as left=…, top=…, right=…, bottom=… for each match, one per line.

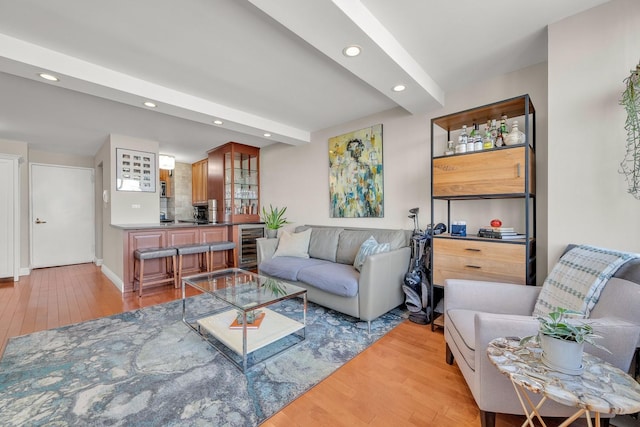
left=207, top=199, right=217, bottom=223
left=236, top=224, right=265, bottom=270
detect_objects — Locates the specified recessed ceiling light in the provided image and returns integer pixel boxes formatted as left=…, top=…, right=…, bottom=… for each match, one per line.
left=392, top=84, right=406, bottom=92
left=38, top=73, right=59, bottom=82
left=213, top=120, right=223, bottom=125
left=263, top=133, right=271, bottom=137
left=342, top=45, right=361, bottom=57
left=143, top=101, right=157, bottom=108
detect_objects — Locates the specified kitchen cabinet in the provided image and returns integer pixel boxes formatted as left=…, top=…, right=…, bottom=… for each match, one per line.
left=122, top=225, right=230, bottom=293
left=159, top=169, right=172, bottom=197
left=192, top=159, right=208, bottom=205
left=429, top=94, right=536, bottom=330
left=208, top=142, right=260, bottom=223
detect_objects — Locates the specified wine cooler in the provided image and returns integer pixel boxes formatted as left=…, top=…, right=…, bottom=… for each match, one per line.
left=236, top=224, right=265, bottom=270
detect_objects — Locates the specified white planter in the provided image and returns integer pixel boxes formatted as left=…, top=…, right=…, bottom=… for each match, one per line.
left=540, top=334, right=584, bottom=375
left=266, top=228, right=278, bottom=239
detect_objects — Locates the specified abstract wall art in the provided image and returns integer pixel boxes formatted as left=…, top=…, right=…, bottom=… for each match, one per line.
left=328, top=124, right=383, bottom=218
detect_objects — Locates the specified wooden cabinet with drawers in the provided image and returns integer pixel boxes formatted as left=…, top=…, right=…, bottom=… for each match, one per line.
left=429, top=95, right=536, bottom=330
left=432, top=238, right=532, bottom=285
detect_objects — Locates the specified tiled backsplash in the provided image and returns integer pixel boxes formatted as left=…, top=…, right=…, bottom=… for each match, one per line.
left=161, top=162, right=193, bottom=220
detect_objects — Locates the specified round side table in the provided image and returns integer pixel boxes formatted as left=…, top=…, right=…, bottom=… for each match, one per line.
left=487, top=337, right=640, bottom=427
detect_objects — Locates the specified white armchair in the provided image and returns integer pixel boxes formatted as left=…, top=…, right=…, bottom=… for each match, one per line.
left=444, top=256, right=640, bottom=427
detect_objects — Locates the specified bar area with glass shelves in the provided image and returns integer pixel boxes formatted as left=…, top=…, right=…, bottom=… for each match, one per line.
left=208, top=142, right=260, bottom=224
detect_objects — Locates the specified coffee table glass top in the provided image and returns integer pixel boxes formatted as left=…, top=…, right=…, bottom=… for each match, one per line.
left=183, top=268, right=305, bottom=312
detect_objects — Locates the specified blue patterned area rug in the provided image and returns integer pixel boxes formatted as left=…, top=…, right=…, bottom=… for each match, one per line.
left=0, top=295, right=405, bottom=426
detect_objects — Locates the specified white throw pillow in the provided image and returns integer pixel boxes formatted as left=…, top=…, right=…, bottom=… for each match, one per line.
left=353, top=236, right=390, bottom=272
left=273, top=229, right=312, bottom=258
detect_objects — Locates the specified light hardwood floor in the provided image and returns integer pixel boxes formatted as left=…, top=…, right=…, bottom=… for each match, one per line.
left=0, top=263, right=616, bottom=426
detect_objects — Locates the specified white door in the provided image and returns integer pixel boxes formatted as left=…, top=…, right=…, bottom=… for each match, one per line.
left=0, top=155, right=20, bottom=280
left=30, top=164, right=95, bottom=268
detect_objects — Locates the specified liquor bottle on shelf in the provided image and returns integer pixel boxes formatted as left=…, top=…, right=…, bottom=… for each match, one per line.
left=482, top=124, right=494, bottom=150
left=473, top=123, right=483, bottom=151
left=445, top=140, right=455, bottom=156
left=490, top=119, right=498, bottom=144
left=456, top=125, right=468, bottom=154
left=467, top=123, right=477, bottom=152
left=496, top=115, right=509, bottom=147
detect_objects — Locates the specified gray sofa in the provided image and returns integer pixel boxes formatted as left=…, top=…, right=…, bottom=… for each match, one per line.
left=256, top=225, right=411, bottom=329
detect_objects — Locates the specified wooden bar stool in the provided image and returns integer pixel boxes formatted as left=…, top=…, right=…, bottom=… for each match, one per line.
left=174, top=243, right=211, bottom=286
left=133, top=247, right=178, bottom=297
left=208, top=241, right=236, bottom=270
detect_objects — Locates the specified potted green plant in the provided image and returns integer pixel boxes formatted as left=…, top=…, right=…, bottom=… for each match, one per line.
left=520, top=308, right=609, bottom=374
left=261, top=205, right=289, bottom=238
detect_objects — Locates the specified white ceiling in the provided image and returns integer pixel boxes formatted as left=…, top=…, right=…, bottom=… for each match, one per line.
left=0, top=0, right=609, bottom=163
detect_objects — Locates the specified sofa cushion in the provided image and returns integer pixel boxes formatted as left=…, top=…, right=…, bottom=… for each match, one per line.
left=445, top=309, right=478, bottom=372
left=353, top=236, right=390, bottom=272
left=336, top=229, right=407, bottom=265
left=297, top=262, right=360, bottom=297
left=273, top=229, right=312, bottom=258
left=259, top=256, right=328, bottom=281
left=305, top=227, right=343, bottom=262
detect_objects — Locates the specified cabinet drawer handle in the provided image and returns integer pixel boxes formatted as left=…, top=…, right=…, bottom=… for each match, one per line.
left=465, top=248, right=481, bottom=252
left=517, top=163, right=521, bottom=177
left=465, top=265, right=482, bottom=269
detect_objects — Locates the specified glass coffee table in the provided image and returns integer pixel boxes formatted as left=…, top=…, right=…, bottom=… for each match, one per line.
left=182, top=268, right=307, bottom=372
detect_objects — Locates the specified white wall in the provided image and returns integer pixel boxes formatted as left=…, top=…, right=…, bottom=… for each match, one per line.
left=548, top=0, right=640, bottom=264
left=106, top=134, right=160, bottom=225
left=0, top=140, right=96, bottom=275
left=262, top=62, right=549, bottom=280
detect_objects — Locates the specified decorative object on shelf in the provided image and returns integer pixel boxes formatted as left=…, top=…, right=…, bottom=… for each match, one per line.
left=450, top=221, right=466, bottom=237
left=261, top=204, right=289, bottom=238
left=520, top=308, right=609, bottom=374
left=490, top=218, right=502, bottom=227
left=620, top=62, right=640, bottom=200
left=504, top=120, right=525, bottom=146
left=329, top=124, right=383, bottom=218
left=115, top=148, right=156, bottom=192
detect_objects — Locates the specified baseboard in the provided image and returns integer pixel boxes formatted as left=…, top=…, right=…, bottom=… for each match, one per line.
left=100, top=265, right=124, bottom=293
left=19, top=267, right=30, bottom=277
left=94, top=258, right=103, bottom=267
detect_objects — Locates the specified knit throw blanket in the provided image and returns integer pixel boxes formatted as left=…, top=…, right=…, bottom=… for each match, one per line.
left=533, top=245, right=640, bottom=318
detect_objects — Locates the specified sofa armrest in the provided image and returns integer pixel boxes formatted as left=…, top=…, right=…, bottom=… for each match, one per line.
left=256, top=237, right=278, bottom=265
left=445, top=279, right=541, bottom=315
left=358, top=246, right=411, bottom=321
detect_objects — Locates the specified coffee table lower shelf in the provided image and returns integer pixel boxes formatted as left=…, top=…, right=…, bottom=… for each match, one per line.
left=196, top=308, right=304, bottom=355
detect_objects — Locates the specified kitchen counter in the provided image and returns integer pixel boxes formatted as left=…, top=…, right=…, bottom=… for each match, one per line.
left=107, top=221, right=264, bottom=293
left=112, top=221, right=263, bottom=230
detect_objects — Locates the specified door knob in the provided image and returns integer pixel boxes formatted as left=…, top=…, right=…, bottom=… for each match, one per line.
left=35, top=218, right=47, bottom=224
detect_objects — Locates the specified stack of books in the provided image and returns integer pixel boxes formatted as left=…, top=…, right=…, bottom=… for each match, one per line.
left=477, top=227, right=526, bottom=240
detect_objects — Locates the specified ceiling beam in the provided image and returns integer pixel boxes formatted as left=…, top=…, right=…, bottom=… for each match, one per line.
left=0, top=33, right=310, bottom=146
left=249, top=0, right=444, bottom=114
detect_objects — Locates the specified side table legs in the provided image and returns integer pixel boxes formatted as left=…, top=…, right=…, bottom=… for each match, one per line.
left=511, top=380, right=600, bottom=427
